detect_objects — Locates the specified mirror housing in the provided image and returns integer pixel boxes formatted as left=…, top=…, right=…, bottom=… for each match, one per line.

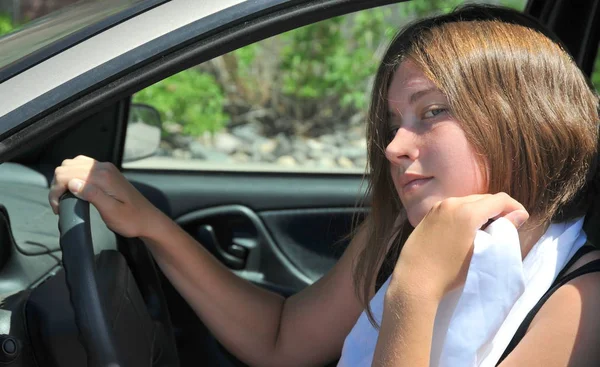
left=123, top=103, right=162, bottom=162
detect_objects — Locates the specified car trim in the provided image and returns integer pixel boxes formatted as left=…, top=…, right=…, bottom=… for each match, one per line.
left=0, top=0, right=401, bottom=161
left=0, top=0, right=169, bottom=85
left=0, top=0, right=250, bottom=127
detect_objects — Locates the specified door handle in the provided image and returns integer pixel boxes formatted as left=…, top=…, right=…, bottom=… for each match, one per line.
left=196, top=224, right=249, bottom=270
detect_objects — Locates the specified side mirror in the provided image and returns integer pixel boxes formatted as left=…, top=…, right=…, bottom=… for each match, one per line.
left=123, top=103, right=162, bottom=163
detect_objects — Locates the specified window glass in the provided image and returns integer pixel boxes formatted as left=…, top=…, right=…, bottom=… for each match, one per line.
left=123, top=0, right=528, bottom=173
left=0, top=0, right=147, bottom=71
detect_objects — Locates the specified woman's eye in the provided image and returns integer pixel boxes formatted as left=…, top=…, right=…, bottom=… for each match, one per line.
left=388, top=127, right=399, bottom=142
left=423, top=107, right=447, bottom=119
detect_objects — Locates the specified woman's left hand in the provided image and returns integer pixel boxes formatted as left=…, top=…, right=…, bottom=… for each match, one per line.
left=390, top=192, right=529, bottom=302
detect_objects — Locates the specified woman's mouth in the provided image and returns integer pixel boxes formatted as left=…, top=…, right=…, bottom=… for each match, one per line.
left=398, top=174, right=433, bottom=194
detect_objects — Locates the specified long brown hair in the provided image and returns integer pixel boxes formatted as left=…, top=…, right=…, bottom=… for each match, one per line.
left=354, top=5, right=600, bottom=326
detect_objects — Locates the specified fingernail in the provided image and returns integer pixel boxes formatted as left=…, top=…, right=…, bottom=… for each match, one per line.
left=69, top=179, right=83, bottom=193
left=514, top=211, right=529, bottom=229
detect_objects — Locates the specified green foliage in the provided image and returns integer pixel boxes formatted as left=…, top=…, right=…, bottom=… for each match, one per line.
left=133, top=69, right=228, bottom=137
left=398, top=0, right=465, bottom=17
left=0, top=13, right=15, bottom=36
left=592, top=55, right=600, bottom=92
left=279, top=7, right=395, bottom=111
left=233, top=43, right=259, bottom=75
left=499, top=0, right=528, bottom=10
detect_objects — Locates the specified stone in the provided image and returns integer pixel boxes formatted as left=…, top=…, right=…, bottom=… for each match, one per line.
left=293, top=152, right=307, bottom=164
left=189, top=142, right=230, bottom=162
left=350, top=113, right=365, bottom=126
left=318, top=157, right=337, bottom=169
left=276, top=155, right=297, bottom=167
left=213, top=132, right=242, bottom=154
left=172, top=149, right=192, bottom=160
left=163, top=122, right=183, bottom=134
left=319, top=134, right=337, bottom=146
left=232, top=152, right=250, bottom=163
left=259, top=139, right=277, bottom=155
left=231, top=123, right=263, bottom=143
left=355, top=158, right=368, bottom=171
left=339, top=146, right=366, bottom=161
left=306, top=138, right=324, bottom=151
left=351, top=139, right=367, bottom=150
left=337, top=156, right=354, bottom=169
left=274, top=133, right=293, bottom=156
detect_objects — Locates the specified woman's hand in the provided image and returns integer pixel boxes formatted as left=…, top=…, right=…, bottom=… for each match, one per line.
left=48, top=155, right=163, bottom=239
left=390, top=193, right=529, bottom=302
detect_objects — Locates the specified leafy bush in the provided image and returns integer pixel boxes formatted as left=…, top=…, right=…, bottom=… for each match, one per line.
left=279, top=9, right=394, bottom=111
left=0, top=13, right=15, bottom=36
left=133, top=69, right=228, bottom=137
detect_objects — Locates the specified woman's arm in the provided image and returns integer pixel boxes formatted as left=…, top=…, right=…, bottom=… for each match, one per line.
left=50, top=155, right=367, bottom=367
left=372, top=193, right=529, bottom=366
left=143, top=209, right=367, bottom=367
left=372, top=276, right=440, bottom=366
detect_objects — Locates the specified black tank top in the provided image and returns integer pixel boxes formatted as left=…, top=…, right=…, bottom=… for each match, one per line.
left=496, top=243, right=600, bottom=364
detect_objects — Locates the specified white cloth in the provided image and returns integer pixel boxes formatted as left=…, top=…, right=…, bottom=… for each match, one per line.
left=338, top=217, right=587, bottom=367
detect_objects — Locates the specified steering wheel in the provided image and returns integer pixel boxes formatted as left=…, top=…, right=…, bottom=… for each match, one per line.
left=58, top=193, right=179, bottom=366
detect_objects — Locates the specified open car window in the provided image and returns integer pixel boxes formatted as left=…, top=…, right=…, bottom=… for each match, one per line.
left=122, top=0, right=529, bottom=174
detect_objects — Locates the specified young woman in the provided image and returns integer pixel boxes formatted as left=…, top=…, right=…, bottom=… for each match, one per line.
left=49, top=4, right=600, bottom=367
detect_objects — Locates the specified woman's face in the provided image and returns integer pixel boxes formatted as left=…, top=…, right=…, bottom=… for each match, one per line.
left=386, top=60, right=487, bottom=226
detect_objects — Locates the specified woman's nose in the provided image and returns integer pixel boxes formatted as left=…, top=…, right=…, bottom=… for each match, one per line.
left=385, top=127, right=419, bottom=165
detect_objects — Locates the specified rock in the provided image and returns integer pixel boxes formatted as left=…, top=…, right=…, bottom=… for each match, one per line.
left=306, top=138, right=324, bottom=151
left=232, top=152, right=250, bottom=163
left=350, top=113, right=365, bottom=126
left=348, top=126, right=365, bottom=140
left=274, top=133, right=293, bottom=156
left=351, top=139, right=367, bottom=150
left=276, top=155, right=297, bottom=167
left=231, top=123, right=263, bottom=143
left=319, top=134, right=337, bottom=146
left=307, top=149, right=322, bottom=160
left=337, top=156, right=354, bottom=169
left=253, top=152, right=275, bottom=163
left=259, top=139, right=277, bottom=155
left=164, top=122, right=183, bottom=134
left=172, top=149, right=192, bottom=160
left=189, top=142, right=230, bottom=162
left=335, top=131, right=348, bottom=145
left=168, top=134, right=193, bottom=149
left=213, top=132, right=242, bottom=154
left=156, top=147, right=171, bottom=157
left=318, top=157, right=337, bottom=168
left=293, top=152, right=307, bottom=164
left=355, top=158, right=368, bottom=170
left=304, top=159, right=317, bottom=167
left=339, top=146, right=366, bottom=161
left=291, top=139, right=309, bottom=155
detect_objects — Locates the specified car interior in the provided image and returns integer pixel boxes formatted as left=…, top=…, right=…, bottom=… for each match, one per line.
left=0, top=0, right=598, bottom=366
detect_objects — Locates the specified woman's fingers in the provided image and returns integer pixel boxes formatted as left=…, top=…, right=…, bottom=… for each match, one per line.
left=49, top=157, right=121, bottom=214
left=463, top=192, right=528, bottom=229
left=68, top=179, right=122, bottom=217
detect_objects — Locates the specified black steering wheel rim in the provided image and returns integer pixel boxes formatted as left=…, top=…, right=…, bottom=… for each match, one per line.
left=58, top=193, right=179, bottom=366
left=58, top=193, right=122, bottom=366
